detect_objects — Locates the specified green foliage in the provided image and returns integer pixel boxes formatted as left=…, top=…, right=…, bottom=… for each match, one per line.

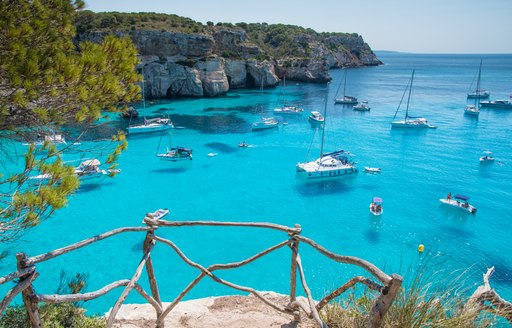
left=75, top=11, right=205, bottom=34
left=0, top=304, right=106, bottom=328
left=0, top=0, right=140, bottom=242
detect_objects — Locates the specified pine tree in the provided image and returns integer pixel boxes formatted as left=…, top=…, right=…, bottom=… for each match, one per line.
left=0, top=0, right=141, bottom=242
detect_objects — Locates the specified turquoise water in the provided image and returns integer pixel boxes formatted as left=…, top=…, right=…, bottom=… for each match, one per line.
left=2, top=52, right=512, bottom=317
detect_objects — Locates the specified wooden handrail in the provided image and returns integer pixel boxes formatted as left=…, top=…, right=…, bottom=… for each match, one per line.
left=0, top=220, right=404, bottom=328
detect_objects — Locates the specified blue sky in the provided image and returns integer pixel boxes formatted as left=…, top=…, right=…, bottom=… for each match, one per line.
left=83, top=0, right=512, bottom=54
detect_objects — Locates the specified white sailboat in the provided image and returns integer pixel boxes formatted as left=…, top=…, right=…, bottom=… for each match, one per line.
left=156, top=131, right=193, bottom=161
left=128, top=65, right=173, bottom=135
left=391, top=70, right=437, bottom=129
left=273, top=76, right=304, bottom=115
left=296, top=94, right=358, bottom=179
left=467, top=59, right=490, bottom=99
left=334, top=70, right=358, bottom=105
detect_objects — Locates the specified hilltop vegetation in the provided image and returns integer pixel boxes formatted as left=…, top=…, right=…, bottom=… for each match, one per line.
left=75, top=11, right=360, bottom=59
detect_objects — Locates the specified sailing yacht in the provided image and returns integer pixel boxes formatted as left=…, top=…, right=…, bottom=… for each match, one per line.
left=334, top=70, right=358, bottom=105
left=467, top=59, right=490, bottom=99
left=296, top=94, right=358, bottom=178
left=391, top=70, right=437, bottom=129
left=273, top=76, right=304, bottom=115
left=127, top=65, right=173, bottom=135
left=156, top=131, right=193, bottom=161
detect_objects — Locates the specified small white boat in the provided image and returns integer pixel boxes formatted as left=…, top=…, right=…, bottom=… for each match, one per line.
left=157, top=147, right=193, bottom=161
left=391, top=70, right=437, bottom=129
left=439, top=194, right=477, bottom=214
left=208, top=152, right=217, bottom=157
left=353, top=101, right=371, bottom=111
left=143, top=208, right=170, bottom=223
left=364, top=167, right=381, bottom=174
left=480, top=151, right=494, bottom=162
left=308, top=111, right=324, bottom=123
left=464, top=104, right=480, bottom=116
left=238, top=142, right=249, bottom=147
left=28, top=159, right=116, bottom=183
left=22, top=133, right=73, bottom=148
left=252, top=117, right=278, bottom=130
left=128, top=117, right=173, bottom=135
left=274, top=105, right=304, bottom=115
left=369, top=197, right=383, bottom=216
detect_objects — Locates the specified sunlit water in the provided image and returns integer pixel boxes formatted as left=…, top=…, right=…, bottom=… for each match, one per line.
left=2, top=52, right=512, bottom=318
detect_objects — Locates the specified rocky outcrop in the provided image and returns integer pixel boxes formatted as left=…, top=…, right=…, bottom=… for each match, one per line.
left=76, top=26, right=380, bottom=98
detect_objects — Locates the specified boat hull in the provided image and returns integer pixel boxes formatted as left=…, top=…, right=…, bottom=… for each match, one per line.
left=128, top=125, right=172, bottom=134
left=479, top=101, right=512, bottom=109
left=391, top=120, right=436, bottom=129
left=439, top=198, right=477, bottom=214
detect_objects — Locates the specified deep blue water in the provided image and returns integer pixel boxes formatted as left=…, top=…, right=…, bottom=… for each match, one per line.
left=2, top=52, right=512, bottom=318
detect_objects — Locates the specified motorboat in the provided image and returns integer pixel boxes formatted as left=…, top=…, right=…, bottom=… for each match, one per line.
left=28, top=159, right=117, bottom=183
left=120, top=107, right=139, bottom=118
left=252, top=117, right=278, bottom=130
left=308, top=111, right=324, bottom=123
left=353, top=101, right=371, bottom=111
left=369, top=197, right=383, bottom=216
left=143, top=208, right=170, bottom=223
left=23, top=133, right=69, bottom=148
left=479, top=100, right=512, bottom=109
left=464, top=104, right=480, bottom=116
left=238, top=142, right=249, bottom=147
left=391, top=70, right=437, bottom=129
left=439, top=194, right=477, bottom=214
left=157, top=147, right=193, bottom=161
left=364, top=167, right=381, bottom=174
left=128, top=117, right=173, bottom=135
left=208, top=152, right=217, bottom=157
left=480, top=151, right=495, bottom=162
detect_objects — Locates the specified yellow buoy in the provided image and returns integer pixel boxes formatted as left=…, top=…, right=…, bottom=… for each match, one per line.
left=418, top=244, right=425, bottom=253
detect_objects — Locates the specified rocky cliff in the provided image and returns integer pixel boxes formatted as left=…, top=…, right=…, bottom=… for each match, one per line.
left=76, top=15, right=381, bottom=98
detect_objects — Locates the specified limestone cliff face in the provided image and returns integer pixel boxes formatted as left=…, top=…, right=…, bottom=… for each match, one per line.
left=76, top=28, right=380, bottom=98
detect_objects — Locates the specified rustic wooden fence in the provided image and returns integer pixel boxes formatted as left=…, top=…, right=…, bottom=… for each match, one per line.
left=0, top=213, right=403, bottom=328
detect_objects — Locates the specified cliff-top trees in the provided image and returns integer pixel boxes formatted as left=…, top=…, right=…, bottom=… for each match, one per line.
left=0, top=0, right=141, bottom=242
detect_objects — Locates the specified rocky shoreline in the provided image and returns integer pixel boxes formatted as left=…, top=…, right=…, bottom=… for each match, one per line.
left=77, top=23, right=381, bottom=98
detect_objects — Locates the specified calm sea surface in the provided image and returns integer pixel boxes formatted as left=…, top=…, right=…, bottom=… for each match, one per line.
left=2, top=52, right=512, bottom=317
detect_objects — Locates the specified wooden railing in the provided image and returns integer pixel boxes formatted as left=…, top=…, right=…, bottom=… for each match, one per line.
left=0, top=214, right=403, bottom=328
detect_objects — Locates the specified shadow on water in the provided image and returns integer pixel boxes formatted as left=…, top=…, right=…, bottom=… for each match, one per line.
left=155, top=107, right=176, bottom=113
left=76, top=182, right=113, bottom=193
left=437, top=225, right=474, bottom=239
left=204, top=142, right=238, bottom=154
left=171, top=114, right=250, bottom=134
left=203, top=105, right=254, bottom=113
left=365, top=216, right=382, bottom=245
left=294, top=178, right=355, bottom=197
left=131, top=240, right=144, bottom=253
left=150, top=167, right=189, bottom=174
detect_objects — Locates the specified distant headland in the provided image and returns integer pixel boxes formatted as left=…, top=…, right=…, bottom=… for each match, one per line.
left=75, top=11, right=382, bottom=98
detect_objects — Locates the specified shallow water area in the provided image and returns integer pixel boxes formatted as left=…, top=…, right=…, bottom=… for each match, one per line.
left=1, top=52, right=512, bottom=317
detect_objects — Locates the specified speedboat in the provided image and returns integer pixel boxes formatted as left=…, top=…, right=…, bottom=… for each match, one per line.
left=364, top=167, right=381, bottom=174
left=143, top=208, right=170, bottom=223
left=128, top=117, right=173, bottom=135
left=369, top=197, right=383, bottom=216
left=252, top=117, right=278, bottom=130
left=208, top=152, right=217, bottom=157
left=479, top=100, right=512, bottom=109
left=464, top=105, right=480, bottom=116
left=157, top=147, right=193, bottom=161
left=439, top=194, right=477, bottom=214
left=238, top=142, right=249, bottom=147
left=480, top=151, right=494, bottom=162
left=308, top=111, right=324, bottom=123
left=353, top=101, right=370, bottom=111
left=28, top=159, right=117, bottom=183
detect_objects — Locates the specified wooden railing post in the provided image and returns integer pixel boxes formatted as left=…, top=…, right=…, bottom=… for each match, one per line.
left=16, top=252, right=41, bottom=328
left=368, top=273, right=403, bottom=328
left=143, top=229, right=163, bottom=327
left=289, top=224, right=301, bottom=322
